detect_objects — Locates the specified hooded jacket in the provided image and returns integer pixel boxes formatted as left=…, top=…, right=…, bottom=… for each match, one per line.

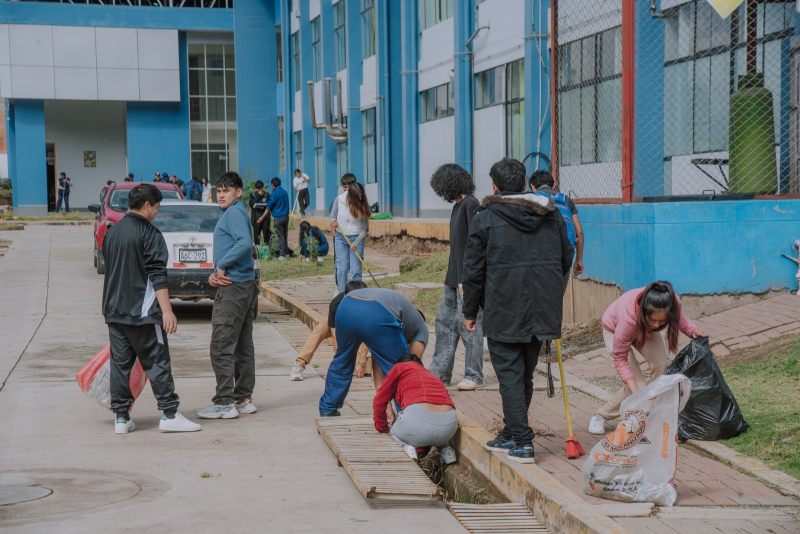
left=462, top=192, right=574, bottom=343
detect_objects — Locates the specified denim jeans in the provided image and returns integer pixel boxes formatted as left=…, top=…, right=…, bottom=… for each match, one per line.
left=334, top=232, right=364, bottom=292
left=390, top=404, right=459, bottom=448
left=428, top=286, right=484, bottom=385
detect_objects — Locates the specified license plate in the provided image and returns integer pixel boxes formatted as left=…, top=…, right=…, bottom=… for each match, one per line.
left=179, top=248, right=206, bottom=262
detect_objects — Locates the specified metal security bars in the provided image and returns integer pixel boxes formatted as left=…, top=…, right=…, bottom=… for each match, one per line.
left=553, top=0, right=800, bottom=202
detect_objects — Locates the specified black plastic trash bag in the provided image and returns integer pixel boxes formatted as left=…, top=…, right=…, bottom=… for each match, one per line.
left=667, top=337, right=749, bottom=441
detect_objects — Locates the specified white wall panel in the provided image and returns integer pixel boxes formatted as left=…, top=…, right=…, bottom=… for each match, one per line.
left=291, top=0, right=300, bottom=34
left=9, top=25, right=53, bottom=67
left=419, top=116, right=455, bottom=211
left=97, top=68, right=139, bottom=101
left=293, top=91, right=303, bottom=132
left=360, top=55, right=376, bottom=108
left=139, top=69, right=179, bottom=102
left=558, top=0, right=621, bottom=44
left=11, top=65, right=55, bottom=99
left=337, top=69, right=348, bottom=116
left=0, top=26, right=10, bottom=66
left=314, top=80, right=323, bottom=124
left=54, top=67, right=98, bottom=100
left=137, top=29, right=179, bottom=70
left=310, top=0, right=321, bottom=20
left=474, top=106, right=505, bottom=200
left=53, top=26, right=96, bottom=68
left=474, top=0, right=525, bottom=73
left=418, top=18, right=454, bottom=91
left=96, top=28, right=138, bottom=69
left=0, top=66, right=11, bottom=98
left=559, top=162, right=623, bottom=199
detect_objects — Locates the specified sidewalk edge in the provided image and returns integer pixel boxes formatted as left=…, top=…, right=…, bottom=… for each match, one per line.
left=260, top=283, right=325, bottom=331
left=452, top=410, right=630, bottom=534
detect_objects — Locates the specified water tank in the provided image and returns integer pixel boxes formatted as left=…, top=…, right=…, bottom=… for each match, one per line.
left=728, top=73, right=777, bottom=194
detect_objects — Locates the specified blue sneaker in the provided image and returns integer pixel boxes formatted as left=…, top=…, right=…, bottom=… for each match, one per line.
left=508, top=443, right=536, bottom=464
left=486, top=435, right=516, bottom=452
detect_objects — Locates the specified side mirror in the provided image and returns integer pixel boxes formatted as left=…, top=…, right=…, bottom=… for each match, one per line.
left=88, top=204, right=100, bottom=214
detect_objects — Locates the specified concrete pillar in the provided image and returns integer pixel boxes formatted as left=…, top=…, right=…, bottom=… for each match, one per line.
left=401, top=0, right=419, bottom=217
left=525, top=0, right=552, bottom=174
left=454, top=0, right=473, bottom=174
left=10, top=100, right=47, bottom=215
left=346, top=0, right=364, bottom=185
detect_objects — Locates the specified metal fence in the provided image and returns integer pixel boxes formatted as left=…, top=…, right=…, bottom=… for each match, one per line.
left=553, top=0, right=799, bottom=201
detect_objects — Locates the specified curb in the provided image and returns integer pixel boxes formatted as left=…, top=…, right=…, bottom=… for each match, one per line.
left=3, top=220, right=93, bottom=226
left=259, top=282, right=325, bottom=331
left=0, top=224, right=24, bottom=231
left=452, top=410, right=630, bottom=534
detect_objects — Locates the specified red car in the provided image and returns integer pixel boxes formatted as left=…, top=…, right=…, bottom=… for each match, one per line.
left=88, top=181, right=184, bottom=274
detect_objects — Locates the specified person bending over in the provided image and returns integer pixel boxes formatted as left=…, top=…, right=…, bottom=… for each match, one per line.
left=319, top=288, right=428, bottom=420
left=290, top=280, right=368, bottom=381
left=298, top=220, right=329, bottom=262
left=374, top=354, right=459, bottom=464
left=102, top=183, right=201, bottom=434
left=588, top=281, right=705, bottom=435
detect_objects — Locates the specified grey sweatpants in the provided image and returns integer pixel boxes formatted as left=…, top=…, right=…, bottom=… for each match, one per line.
left=210, top=280, right=259, bottom=405
left=428, top=285, right=484, bottom=384
left=390, top=404, right=459, bottom=448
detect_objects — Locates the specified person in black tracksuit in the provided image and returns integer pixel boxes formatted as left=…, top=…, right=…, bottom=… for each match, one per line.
left=102, top=184, right=202, bottom=434
left=249, top=180, right=270, bottom=245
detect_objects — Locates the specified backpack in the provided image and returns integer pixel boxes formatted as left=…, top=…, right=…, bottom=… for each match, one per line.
left=189, top=181, right=202, bottom=201
left=536, top=191, right=576, bottom=248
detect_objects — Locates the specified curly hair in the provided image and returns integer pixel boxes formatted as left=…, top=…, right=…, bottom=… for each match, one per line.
left=429, top=163, right=475, bottom=203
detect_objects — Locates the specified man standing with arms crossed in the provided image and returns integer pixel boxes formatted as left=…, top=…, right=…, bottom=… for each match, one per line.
left=199, top=172, right=259, bottom=419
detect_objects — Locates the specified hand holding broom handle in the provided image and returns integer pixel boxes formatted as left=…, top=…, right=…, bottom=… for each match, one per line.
left=335, top=226, right=381, bottom=287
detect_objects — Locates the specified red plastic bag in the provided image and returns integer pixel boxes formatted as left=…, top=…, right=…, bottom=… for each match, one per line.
left=76, top=344, right=148, bottom=412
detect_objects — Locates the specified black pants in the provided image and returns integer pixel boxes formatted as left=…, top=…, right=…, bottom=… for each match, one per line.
left=274, top=215, right=289, bottom=257
left=253, top=213, right=270, bottom=246
left=210, top=280, right=258, bottom=405
left=488, top=335, right=542, bottom=445
left=56, top=192, right=70, bottom=213
left=298, top=188, right=310, bottom=215
left=109, top=323, right=180, bottom=413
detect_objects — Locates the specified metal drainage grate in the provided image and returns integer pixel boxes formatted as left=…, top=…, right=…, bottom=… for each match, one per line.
left=447, top=503, right=551, bottom=533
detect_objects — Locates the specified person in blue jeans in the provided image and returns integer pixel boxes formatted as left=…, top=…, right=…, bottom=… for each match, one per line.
left=319, top=288, right=429, bottom=420
left=298, top=221, right=329, bottom=261
left=259, top=177, right=290, bottom=258
left=330, top=181, right=370, bottom=292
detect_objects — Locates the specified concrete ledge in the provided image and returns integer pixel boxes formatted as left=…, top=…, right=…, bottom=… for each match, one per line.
left=451, top=410, right=630, bottom=534
left=392, top=282, right=444, bottom=301
left=0, top=224, right=24, bottom=231
left=259, top=283, right=325, bottom=331
left=10, top=220, right=93, bottom=226
left=303, top=216, right=451, bottom=242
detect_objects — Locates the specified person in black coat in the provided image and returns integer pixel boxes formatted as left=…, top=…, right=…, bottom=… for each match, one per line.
left=249, top=180, right=271, bottom=245
left=461, top=157, right=573, bottom=464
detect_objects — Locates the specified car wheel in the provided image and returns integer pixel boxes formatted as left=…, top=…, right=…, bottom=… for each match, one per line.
left=93, top=240, right=98, bottom=268
left=96, top=248, right=105, bottom=275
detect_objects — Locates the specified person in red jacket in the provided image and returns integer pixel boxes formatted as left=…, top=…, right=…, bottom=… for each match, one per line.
left=373, top=354, right=459, bottom=464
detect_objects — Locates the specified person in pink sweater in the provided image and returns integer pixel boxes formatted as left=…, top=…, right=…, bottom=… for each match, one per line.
left=588, top=281, right=705, bottom=435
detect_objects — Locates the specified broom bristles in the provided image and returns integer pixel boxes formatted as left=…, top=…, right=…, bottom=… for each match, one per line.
left=566, top=436, right=587, bottom=459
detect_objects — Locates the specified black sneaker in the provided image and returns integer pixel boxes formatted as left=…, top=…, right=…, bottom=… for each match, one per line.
left=508, top=443, right=536, bottom=464
left=321, top=409, right=341, bottom=417
left=486, top=435, right=516, bottom=452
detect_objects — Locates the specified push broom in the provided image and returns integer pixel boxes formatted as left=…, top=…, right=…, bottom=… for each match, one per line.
left=289, top=194, right=300, bottom=219
left=555, top=339, right=587, bottom=459
left=335, top=226, right=381, bottom=287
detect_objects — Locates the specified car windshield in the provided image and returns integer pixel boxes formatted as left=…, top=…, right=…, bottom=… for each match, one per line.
left=108, top=189, right=182, bottom=211
left=153, top=204, right=221, bottom=233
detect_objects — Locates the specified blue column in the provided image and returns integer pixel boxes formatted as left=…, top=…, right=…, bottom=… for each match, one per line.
left=346, top=0, right=364, bottom=184
left=388, top=0, right=405, bottom=215
left=322, top=0, right=338, bottom=213
left=234, top=0, right=278, bottom=185
left=375, top=0, right=391, bottom=211
left=9, top=100, right=46, bottom=215
left=281, top=0, right=294, bottom=189
left=400, top=0, right=419, bottom=217
left=127, top=33, right=190, bottom=183
left=633, top=0, right=665, bottom=197
left=300, top=0, right=316, bottom=210
left=525, top=0, right=552, bottom=173
left=454, top=0, right=473, bottom=174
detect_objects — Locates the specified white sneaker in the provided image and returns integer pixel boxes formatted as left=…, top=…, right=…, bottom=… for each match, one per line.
left=302, top=257, right=310, bottom=262
left=456, top=379, right=481, bottom=391
left=278, top=256, right=286, bottom=261
left=402, top=444, right=419, bottom=461
left=439, top=445, right=457, bottom=465
left=588, top=414, right=608, bottom=435
left=114, top=417, right=135, bottom=434
left=290, top=361, right=305, bottom=381
left=234, top=398, right=257, bottom=414
left=159, top=411, right=202, bottom=432
left=317, top=256, right=326, bottom=262
left=196, top=404, right=239, bottom=419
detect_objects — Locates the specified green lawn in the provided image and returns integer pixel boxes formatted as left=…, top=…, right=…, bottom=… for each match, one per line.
left=721, top=339, right=800, bottom=479
left=258, top=256, right=383, bottom=283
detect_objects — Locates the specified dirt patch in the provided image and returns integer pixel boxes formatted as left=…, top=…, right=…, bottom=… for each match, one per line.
left=484, top=418, right=556, bottom=439
left=421, top=450, right=505, bottom=505
left=718, top=333, right=800, bottom=369
left=560, top=320, right=605, bottom=359
left=366, top=234, right=450, bottom=255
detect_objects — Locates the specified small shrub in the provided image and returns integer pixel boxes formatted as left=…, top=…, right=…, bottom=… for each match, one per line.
left=306, top=235, right=320, bottom=264
left=268, top=229, right=280, bottom=259
left=0, top=178, right=11, bottom=190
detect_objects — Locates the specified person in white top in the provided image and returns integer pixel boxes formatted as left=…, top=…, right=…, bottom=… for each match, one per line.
left=201, top=177, right=213, bottom=203
left=330, top=178, right=370, bottom=292
left=293, top=169, right=311, bottom=216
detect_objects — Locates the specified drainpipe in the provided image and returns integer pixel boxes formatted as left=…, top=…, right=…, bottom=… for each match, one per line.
left=463, top=23, right=489, bottom=182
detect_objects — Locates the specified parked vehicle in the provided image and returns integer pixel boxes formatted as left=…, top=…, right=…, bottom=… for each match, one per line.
left=88, top=181, right=184, bottom=274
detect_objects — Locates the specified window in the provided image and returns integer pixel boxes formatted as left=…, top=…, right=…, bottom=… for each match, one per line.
left=292, top=32, right=301, bottom=95
left=315, top=129, right=325, bottom=188
left=475, top=65, right=504, bottom=109
left=361, top=0, right=375, bottom=59
left=420, top=82, right=453, bottom=123
left=189, top=43, right=238, bottom=183
left=362, top=108, right=377, bottom=184
left=294, top=131, right=303, bottom=174
left=558, top=27, right=622, bottom=165
left=278, top=116, right=285, bottom=173
left=312, top=18, right=322, bottom=83
left=335, top=2, right=347, bottom=72
left=419, top=0, right=453, bottom=31
left=337, top=139, right=349, bottom=180
left=276, top=30, right=283, bottom=83
left=505, top=59, right=525, bottom=161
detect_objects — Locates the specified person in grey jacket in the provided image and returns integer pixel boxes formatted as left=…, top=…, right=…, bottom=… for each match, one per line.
left=199, top=171, right=259, bottom=420
left=462, top=158, right=573, bottom=464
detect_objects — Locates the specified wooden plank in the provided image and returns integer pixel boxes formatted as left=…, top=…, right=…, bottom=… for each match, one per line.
left=447, top=503, right=551, bottom=533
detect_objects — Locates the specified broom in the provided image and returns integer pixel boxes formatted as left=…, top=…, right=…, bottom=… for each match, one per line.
left=335, top=226, right=381, bottom=287
left=555, top=339, right=587, bottom=459
left=289, top=194, right=299, bottom=219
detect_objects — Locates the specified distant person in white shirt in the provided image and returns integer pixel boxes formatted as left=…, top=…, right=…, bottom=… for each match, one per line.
left=293, top=169, right=311, bottom=216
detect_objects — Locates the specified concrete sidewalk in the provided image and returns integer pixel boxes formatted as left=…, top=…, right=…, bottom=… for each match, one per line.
left=0, top=225, right=464, bottom=533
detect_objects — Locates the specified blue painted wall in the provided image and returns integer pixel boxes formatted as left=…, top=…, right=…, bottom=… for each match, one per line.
left=375, top=0, right=391, bottom=211
left=321, top=0, right=339, bottom=212
left=388, top=0, right=405, bottom=216
left=234, top=0, right=278, bottom=184
left=8, top=100, right=46, bottom=211
left=126, top=33, right=190, bottom=183
left=400, top=0, right=419, bottom=217
left=454, top=0, right=473, bottom=174
left=299, top=0, right=315, bottom=210
left=346, top=0, right=364, bottom=185
left=525, top=0, right=552, bottom=172
left=579, top=200, right=800, bottom=295
left=280, top=0, right=294, bottom=186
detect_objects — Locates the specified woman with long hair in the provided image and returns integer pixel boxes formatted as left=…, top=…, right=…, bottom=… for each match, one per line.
left=588, top=281, right=705, bottom=435
left=329, top=180, right=370, bottom=292
left=298, top=220, right=329, bottom=261
left=201, top=177, right=213, bottom=203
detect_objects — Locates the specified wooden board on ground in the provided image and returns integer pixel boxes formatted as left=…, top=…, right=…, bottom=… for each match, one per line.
left=447, top=503, right=551, bottom=533
left=316, top=417, right=443, bottom=502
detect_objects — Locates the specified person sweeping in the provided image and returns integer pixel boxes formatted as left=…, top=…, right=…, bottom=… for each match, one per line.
left=588, top=281, right=705, bottom=435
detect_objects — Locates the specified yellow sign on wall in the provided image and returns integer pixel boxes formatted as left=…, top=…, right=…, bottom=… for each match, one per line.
left=706, top=0, right=746, bottom=19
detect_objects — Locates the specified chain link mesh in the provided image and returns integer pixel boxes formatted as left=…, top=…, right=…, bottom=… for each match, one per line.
left=554, top=1, right=798, bottom=200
